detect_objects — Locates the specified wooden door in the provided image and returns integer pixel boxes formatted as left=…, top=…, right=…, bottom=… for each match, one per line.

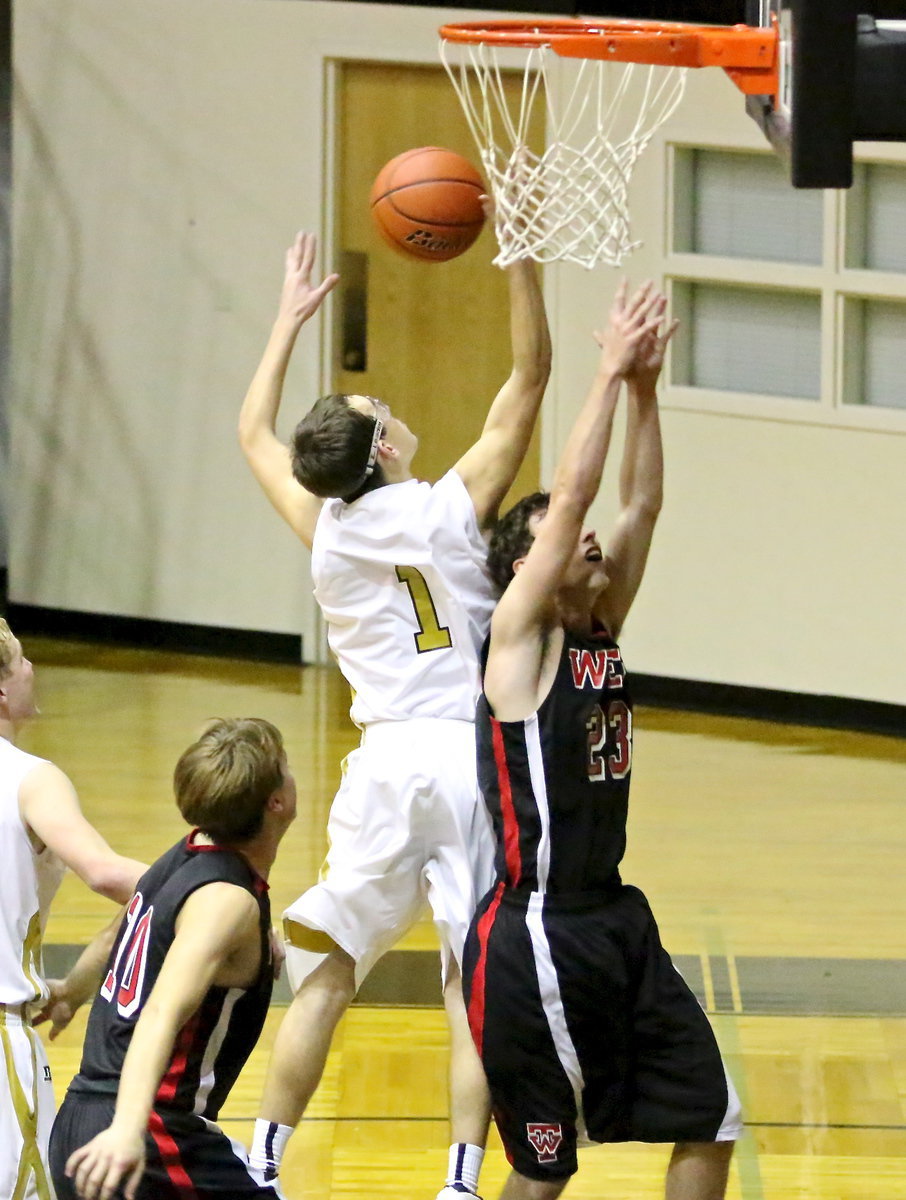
left=334, top=61, right=543, bottom=501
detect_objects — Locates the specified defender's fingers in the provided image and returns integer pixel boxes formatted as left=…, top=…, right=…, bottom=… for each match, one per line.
left=125, top=1160, right=145, bottom=1200
left=635, top=293, right=668, bottom=334
left=610, top=277, right=630, bottom=313
left=623, top=279, right=656, bottom=320
left=661, top=316, right=680, bottom=345
left=299, top=231, right=318, bottom=276
left=99, top=1162, right=127, bottom=1200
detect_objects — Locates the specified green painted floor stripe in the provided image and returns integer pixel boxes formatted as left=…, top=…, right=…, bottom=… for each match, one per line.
left=706, top=925, right=765, bottom=1200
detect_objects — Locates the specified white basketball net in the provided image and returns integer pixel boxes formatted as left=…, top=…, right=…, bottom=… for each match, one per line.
left=440, top=39, right=687, bottom=268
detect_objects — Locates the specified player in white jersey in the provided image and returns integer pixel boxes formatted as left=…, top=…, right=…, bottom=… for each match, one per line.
left=239, top=229, right=550, bottom=1195
left=0, top=619, right=146, bottom=1199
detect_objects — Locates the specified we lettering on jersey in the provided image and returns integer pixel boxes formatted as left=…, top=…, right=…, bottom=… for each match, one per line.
left=568, top=647, right=624, bottom=690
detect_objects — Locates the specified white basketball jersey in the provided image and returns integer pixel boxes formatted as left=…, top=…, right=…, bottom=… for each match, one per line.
left=0, top=739, right=66, bottom=1005
left=312, top=470, right=496, bottom=725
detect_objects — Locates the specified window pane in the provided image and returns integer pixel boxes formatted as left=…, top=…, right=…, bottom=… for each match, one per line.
left=851, top=300, right=906, bottom=409
left=683, top=285, right=821, bottom=399
left=864, top=164, right=906, bottom=273
left=686, top=150, right=823, bottom=264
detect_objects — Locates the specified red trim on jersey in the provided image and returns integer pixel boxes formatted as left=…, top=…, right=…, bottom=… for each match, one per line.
left=156, top=1011, right=201, bottom=1105
left=491, top=719, right=522, bottom=887
left=148, top=1110, right=199, bottom=1198
left=185, top=831, right=270, bottom=892
left=467, top=881, right=504, bottom=1059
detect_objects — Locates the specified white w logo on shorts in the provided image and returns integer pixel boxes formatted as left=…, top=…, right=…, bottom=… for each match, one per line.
left=526, top=1123, right=563, bottom=1162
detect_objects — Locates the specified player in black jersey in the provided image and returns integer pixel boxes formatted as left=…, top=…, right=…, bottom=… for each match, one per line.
left=47, top=717, right=296, bottom=1200
left=463, top=282, right=742, bottom=1200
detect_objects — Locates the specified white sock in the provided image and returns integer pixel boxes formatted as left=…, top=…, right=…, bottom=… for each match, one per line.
left=446, top=1143, right=484, bottom=1193
left=249, top=1119, right=294, bottom=1180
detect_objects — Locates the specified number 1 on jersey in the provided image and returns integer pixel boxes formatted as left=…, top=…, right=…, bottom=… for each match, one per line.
left=395, top=566, right=453, bottom=653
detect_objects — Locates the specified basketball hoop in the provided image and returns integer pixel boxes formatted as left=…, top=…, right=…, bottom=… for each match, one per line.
left=440, top=18, right=778, bottom=268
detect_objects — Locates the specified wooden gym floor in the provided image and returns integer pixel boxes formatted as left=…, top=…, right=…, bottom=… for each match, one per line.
left=21, top=637, right=906, bottom=1200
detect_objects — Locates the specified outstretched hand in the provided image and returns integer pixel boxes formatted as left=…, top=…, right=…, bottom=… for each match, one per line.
left=33, top=979, right=78, bottom=1041
left=594, top=280, right=668, bottom=379
left=278, top=231, right=340, bottom=327
left=627, top=312, right=680, bottom=392
left=66, top=1128, right=146, bottom=1200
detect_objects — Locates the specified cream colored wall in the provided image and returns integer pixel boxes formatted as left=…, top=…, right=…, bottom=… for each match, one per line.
left=12, top=4, right=905, bottom=702
left=12, top=0, right=498, bottom=652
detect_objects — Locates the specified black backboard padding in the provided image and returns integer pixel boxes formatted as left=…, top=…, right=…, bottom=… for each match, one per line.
left=791, top=0, right=857, bottom=187
left=854, top=17, right=906, bottom=139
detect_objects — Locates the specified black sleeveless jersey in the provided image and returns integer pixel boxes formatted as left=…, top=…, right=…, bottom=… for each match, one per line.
left=476, top=626, right=632, bottom=897
left=68, top=833, right=272, bottom=1121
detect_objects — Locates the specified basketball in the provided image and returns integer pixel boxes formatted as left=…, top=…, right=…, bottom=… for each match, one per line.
left=369, top=147, right=486, bottom=263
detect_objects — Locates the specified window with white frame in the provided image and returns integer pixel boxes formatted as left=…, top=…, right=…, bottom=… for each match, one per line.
left=668, top=146, right=906, bottom=418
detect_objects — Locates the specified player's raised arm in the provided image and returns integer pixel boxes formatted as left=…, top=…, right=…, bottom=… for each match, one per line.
left=20, top=763, right=146, bottom=903
left=453, top=250, right=551, bottom=531
left=239, top=231, right=339, bottom=550
left=594, top=312, right=677, bottom=640
left=64, top=882, right=260, bottom=1200
left=484, top=282, right=666, bottom=720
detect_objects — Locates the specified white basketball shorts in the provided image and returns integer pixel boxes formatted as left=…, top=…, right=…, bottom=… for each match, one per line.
left=284, top=718, right=495, bottom=990
left=0, top=1006, right=56, bottom=1200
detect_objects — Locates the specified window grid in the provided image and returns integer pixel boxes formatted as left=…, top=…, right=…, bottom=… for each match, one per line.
left=667, top=144, right=906, bottom=428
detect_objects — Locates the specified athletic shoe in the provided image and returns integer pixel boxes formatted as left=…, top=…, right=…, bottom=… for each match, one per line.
left=436, top=1187, right=482, bottom=1200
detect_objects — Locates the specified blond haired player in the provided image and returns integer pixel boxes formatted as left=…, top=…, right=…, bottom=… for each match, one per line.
left=49, top=718, right=296, bottom=1200
left=239, top=229, right=550, bottom=1196
left=0, top=619, right=145, bottom=1198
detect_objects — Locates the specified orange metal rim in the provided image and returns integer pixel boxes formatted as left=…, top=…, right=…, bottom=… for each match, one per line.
left=439, top=18, right=779, bottom=95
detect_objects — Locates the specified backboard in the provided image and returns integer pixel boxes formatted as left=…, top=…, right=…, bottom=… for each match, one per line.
left=746, top=0, right=906, bottom=188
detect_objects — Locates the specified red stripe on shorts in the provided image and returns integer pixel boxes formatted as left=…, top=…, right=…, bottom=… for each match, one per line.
left=491, top=718, right=522, bottom=887
left=148, top=1110, right=199, bottom=1198
left=467, top=880, right=504, bottom=1059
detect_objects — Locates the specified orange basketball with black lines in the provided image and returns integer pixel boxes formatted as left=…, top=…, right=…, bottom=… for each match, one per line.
left=369, top=147, right=486, bottom=263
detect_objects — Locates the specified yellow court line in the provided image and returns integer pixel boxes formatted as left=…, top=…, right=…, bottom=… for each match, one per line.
left=727, top=953, right=744, bottom=1013
left=699, top=952, right=715, bottom=1013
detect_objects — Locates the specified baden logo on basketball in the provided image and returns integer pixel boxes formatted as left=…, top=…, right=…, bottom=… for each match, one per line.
left=526, top=1123, right=563, bottom=1162
left=404, top=229, right=462, bottom=253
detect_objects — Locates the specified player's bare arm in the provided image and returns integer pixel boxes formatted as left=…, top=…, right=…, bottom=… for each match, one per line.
left=19, top=763, right=146, bottom=903
left=485, top=281, right=666, bottom=722
left=239, top=231, right=339, bottom=549
left=36, top=908, right=126, bottom=1040
left=453, top=253, right=551, bottom=531
left=594, top=313, right=677, bottom=639
left=64, top=882, right=260, bottom=1200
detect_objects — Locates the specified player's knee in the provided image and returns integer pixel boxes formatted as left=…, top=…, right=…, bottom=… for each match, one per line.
left=443, top=962, right=465, bottom=1006
left=719, top=1071, right=744, bottom=1138
left=286, top=941, right=356, bottom=1001
left=671, top=1139, right=736, bottom=1164
left=502, top=1170, right=568, bottom=1200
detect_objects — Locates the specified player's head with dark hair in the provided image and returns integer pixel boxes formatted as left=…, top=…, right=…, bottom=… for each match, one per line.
left=174, top=717, right=289, bottom=843
left=291, top=394, right=387, bottom=501
left=487, top=491, right=550, bottom=593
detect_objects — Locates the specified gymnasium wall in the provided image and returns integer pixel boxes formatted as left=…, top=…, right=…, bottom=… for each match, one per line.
left=11, top=0, right=905, bottom=706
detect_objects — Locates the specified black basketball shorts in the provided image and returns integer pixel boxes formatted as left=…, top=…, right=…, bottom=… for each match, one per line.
left=463, top=883, right=742, bottom=1181
left=49, top=1092, right=284, bottom=1199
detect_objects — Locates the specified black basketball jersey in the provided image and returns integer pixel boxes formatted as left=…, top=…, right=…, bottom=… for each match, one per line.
left=476, top=625, right=632, bottom=896
left=68, top=833, right=272, bottom=1121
